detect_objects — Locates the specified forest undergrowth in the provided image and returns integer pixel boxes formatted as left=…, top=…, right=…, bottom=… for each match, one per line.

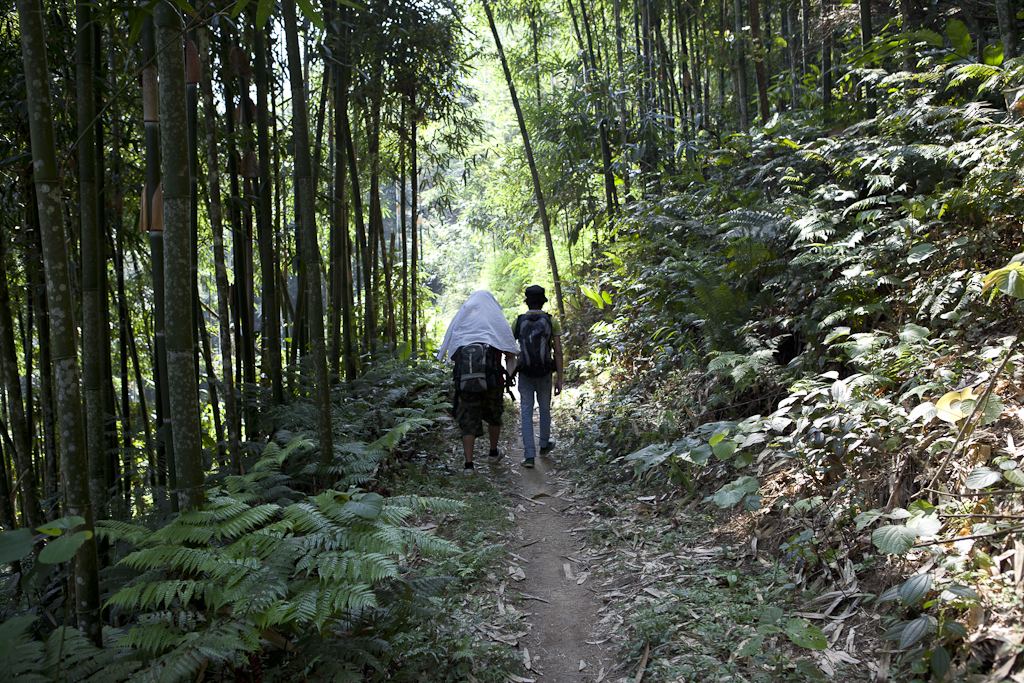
left=555, top=93, right=1024, bottom=681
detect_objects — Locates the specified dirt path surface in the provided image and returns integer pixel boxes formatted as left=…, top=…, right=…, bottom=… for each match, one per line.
left=491, top=408, right=619, bottom=683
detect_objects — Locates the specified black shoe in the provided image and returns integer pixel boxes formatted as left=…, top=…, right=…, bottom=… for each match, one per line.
left=520, top=457, right=535, bottom=468
left=463, top=462, right=475, bottom=477
left=487, top=448, right=504, bottom=464
left=539, top=441, right=556, bottom=455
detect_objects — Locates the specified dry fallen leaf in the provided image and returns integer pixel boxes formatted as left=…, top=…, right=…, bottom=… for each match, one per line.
left=563, top=563, right=575, bottom=580
left=579, top=659, right=587, bottom=671
left=523, top=647, right=532, bottom=670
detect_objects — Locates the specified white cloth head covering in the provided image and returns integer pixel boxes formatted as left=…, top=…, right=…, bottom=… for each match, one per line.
left=436, top=290, right=519, bottom=362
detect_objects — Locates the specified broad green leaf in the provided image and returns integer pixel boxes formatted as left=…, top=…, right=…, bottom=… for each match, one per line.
left=947, top=19, right=972, bottom=57
left=39, top=531, right=91, bottom=564
left=344, top=492, right=384, bottom=519
left=983, top=42, right=1004, bottom=65
left=795, top=659, right=827, bottom=681
left=831, top=379, right=851, bottom=403
left=983, top=262, right=1024, bottom=298
left=906, top=513, right=942, bottom=537
left=36, top=516, right=85, bottom=537
left=785, top=618, right=827, bottom=650
left=1004, top=468, right=1024, bottom=487
left=944, top=622, right=968, bottom=638
left=913, top=401, right=937, bottom=421
left=907, top=243, right=937, bottom=264
left=735, top=634, right=765, bottom=657
left=687, top=444, right=713, bottom=465
left=711, top=437, right=737, bottom=461
left=964, top=466, right=1001, bottom=489
left=824, top=327, right=851, bottom=344
left=0, top=529, right=33, bottom=565
left=601, top=291, right=613, bottom=305
left=877, top=586, right=900, bottom=602
left=931, top=646, right=951, bottom=680
left=0, top=615, right=38, bottom=659
left=898, top=573, right=932, bottom=605
left=940, top=585, right=979, bottom=602
left=759, top=606, right=784, bottom=625
left=872, top=524, right=919, bottom=555
left=898, top=323, right=931, bottom=342
left=960, top=393, right=1005, bottom=426
left=711, top=476, right=760, bottom=508
left=855, top=509, right=885, bottom=531
left=900, top=614, right=935, bottom=648
left=917, top=29, right=945, bottom=46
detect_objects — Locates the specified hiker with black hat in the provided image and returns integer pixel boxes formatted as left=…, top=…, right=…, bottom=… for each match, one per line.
left=513, top=285, right=564, bottom=468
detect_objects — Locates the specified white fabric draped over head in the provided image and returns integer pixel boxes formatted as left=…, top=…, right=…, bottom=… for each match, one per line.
left=436, top=290, right=519, bottom=362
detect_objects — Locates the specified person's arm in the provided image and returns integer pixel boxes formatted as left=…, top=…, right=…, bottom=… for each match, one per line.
left=552, top=334, right=563, bottom=395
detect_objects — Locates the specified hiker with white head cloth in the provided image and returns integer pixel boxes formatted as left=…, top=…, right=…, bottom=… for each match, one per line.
left=437, top=290, right=519, bottom=476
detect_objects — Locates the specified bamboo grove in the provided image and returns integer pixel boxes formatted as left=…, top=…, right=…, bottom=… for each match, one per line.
left=2, top=0, right=1023, bottom=672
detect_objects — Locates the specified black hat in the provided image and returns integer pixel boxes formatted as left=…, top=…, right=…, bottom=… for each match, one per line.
left=525, top=285, right=547, bottom=304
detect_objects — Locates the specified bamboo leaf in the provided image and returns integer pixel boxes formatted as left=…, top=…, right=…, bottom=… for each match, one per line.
left=295, top=0, right=326, bottom=30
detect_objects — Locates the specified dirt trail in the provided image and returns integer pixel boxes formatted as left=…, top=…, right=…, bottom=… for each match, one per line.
left=493, top=407, right=619, bottom=682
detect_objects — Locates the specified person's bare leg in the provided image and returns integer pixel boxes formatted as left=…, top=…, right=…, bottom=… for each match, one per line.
left=488, top=424, right=501, bottom=451
left=462, top=434, right=476, bottom=463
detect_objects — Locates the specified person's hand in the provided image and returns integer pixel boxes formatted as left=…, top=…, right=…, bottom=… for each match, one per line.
left=554, top=377, right=563, bottom=396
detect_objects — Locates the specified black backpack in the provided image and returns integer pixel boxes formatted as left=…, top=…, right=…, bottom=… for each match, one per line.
left=452, top=343, right=504, bottom=393
left=515, top=312, right=556, bottom=378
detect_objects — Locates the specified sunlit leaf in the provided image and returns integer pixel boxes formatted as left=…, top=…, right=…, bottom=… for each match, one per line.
left=36, top=516, right=85, bottom=537
left=872, top=524, right=919, bottom=555
left=907, top=242, right=936, bottom=264
left=940, top=585, right=979, bottom=602
left=964, top=466, right=1001, bottom=489
left=1004, top=468, right=1024, bottom=487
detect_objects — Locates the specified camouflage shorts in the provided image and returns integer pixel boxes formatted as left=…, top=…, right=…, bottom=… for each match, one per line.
left=455, top=386, right=504, bottom=437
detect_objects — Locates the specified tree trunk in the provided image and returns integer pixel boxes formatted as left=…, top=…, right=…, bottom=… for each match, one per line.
left=157, top=1, right=204, bottom=512
left=253, top=22, right=283, bottom=405
left=78, top=0, right=107, bottom=524
left=483, top=0, right=565, bottom=317
left=0, top=226, right=43, bottom=530
left=284, top=0, right=334, bottom=468
left=200, top=26, right=241, bottom=474
left=734, top=0, right=750, bottom=130
left=859, top=0, right=877, bottom=117
left=16, top=0, right=102, bottom=644
left=995, top=0, right=1018, bottom=60
left=749, top=0, right=770, bottom=123
left=142, top=15, right=171, bottom=506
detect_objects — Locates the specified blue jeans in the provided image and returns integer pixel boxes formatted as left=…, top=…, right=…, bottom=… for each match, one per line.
left=519, top=373, right=552, bottom=459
